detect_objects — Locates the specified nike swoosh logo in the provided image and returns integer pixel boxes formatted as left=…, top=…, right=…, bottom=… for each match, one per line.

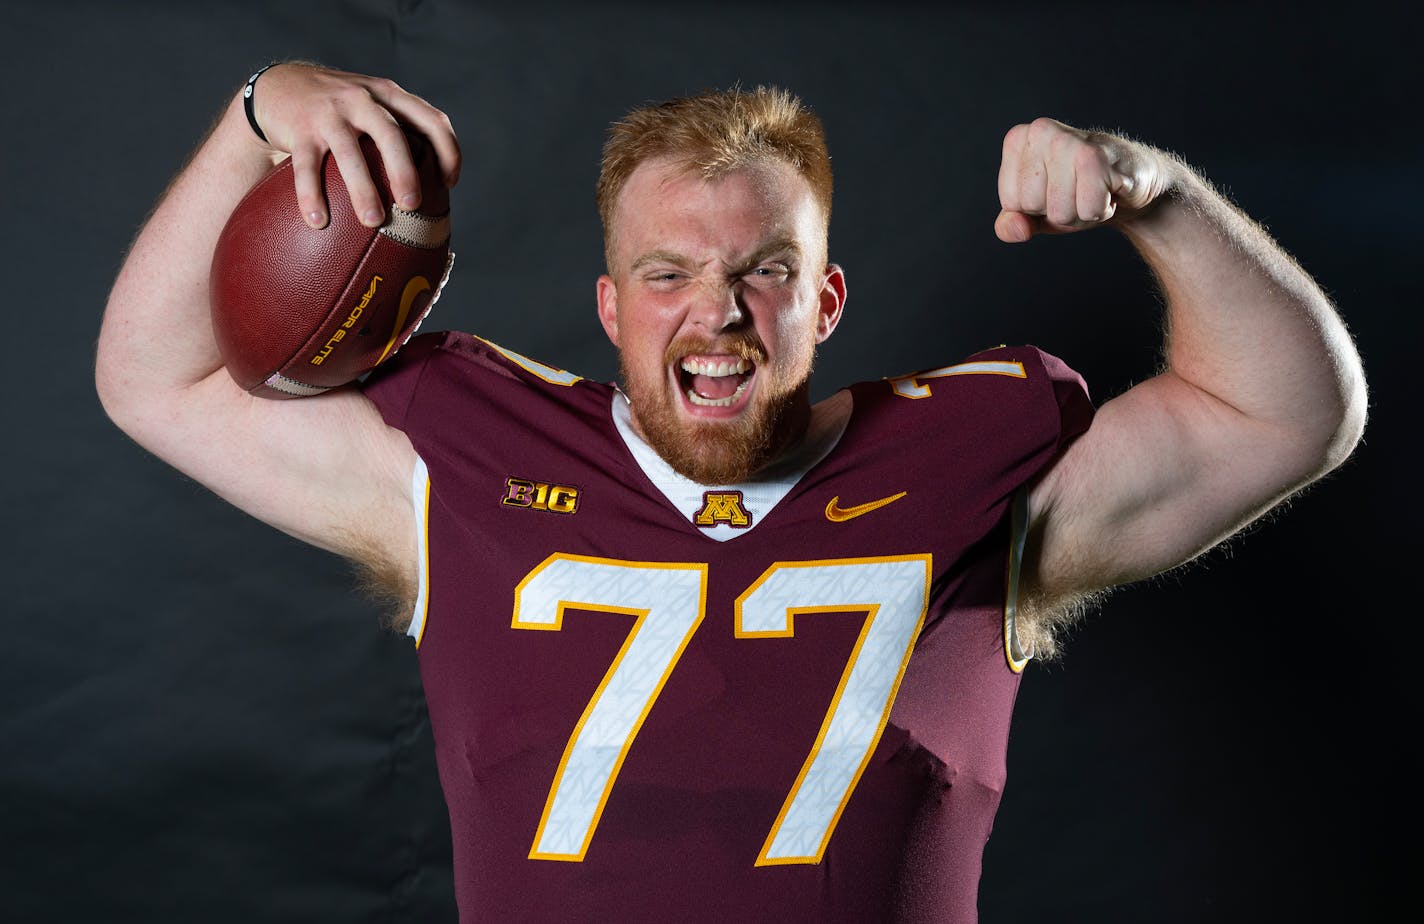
left=825, top=491, right=907, bottom=523
left=375, top=275, right=431, bottom=366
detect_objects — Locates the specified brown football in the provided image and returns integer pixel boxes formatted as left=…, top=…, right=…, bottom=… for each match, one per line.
left=210, top=133, right=452, bottom=398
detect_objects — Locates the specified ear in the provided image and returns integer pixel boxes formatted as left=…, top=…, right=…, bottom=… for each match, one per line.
left=596, top=274, right=619, bottom=345
left=814, top=264, right=847, bottom=343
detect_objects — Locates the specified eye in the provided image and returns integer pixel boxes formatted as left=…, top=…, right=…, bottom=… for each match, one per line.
left=745, top=263, right=791, bottom=285
left=642, top=270, right=685, bottom=289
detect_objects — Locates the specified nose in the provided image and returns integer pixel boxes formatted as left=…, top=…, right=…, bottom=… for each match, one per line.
left=687, top=278, right=746, bottom=334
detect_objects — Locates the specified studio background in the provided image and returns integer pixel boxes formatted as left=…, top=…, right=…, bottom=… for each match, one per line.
left=4, top=2, right=1415, bottom=921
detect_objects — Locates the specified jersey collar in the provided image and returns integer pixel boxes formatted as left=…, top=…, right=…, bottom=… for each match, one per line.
left=610, top=390, right=852, bottom=541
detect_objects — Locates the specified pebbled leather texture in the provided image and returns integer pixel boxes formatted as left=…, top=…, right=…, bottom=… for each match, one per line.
left=210, top=132, right=452, bottom=398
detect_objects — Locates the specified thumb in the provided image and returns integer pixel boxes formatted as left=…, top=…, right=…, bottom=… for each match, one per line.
left=995, top=209, right=1038, bottom=243
left=1108, top=170, right=1143, bottom=210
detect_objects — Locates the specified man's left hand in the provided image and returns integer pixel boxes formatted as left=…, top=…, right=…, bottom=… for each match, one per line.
left=995, top=118, right=1174, bottom=243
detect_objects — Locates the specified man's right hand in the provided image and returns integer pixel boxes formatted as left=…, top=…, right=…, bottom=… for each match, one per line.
left=96, top=64, right=442, bottom=595
left=249, top=62, right=462, bottom=230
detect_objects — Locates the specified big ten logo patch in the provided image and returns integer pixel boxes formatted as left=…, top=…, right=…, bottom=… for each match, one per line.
left=504, top=477, right=580, bottom=515
left=693, top=491, right=751, bottom=529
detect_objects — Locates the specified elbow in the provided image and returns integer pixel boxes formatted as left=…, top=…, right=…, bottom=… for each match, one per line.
left=1318, top=315, right=1371, bottom=472
left=1291, top=355, right=1369, bottom=483
left=94, top=320, right=159, bottom=442
left=1321, top=370, right=1368, bottom=472
left=93, top=336, right=129, bottom=431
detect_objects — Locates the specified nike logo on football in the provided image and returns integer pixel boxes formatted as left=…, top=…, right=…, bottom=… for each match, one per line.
left=824, top=491, right=907, bottom=522
left=375, top=275, right=431, bottom=366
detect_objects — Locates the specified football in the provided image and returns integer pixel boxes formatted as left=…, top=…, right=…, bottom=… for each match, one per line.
left=210, top=133, right=453, bottom=398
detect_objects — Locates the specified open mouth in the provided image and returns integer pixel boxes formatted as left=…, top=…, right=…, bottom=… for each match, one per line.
left=679, top=355, right=755, bottom=408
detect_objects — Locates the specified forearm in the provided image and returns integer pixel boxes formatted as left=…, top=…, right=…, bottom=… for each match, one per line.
left=1118, top=163, right=1367, bottom=467
left=97, top=89, right=281, bottom=423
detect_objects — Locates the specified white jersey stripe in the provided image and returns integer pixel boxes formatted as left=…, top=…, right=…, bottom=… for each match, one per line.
left=409, top=455, right=432, bottom=646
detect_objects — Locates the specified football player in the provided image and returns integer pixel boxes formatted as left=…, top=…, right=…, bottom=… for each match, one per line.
left=96, top=63, right=1365, bottom=921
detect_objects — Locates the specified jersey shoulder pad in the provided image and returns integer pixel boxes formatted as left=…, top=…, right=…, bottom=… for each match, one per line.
left=965, top=343, right=1089, bottom=399
left=872, top=343, right=1093, bottom=451
left=459, top=335, right=587, bottom=389
left=362, top=329, right=609, bottom=432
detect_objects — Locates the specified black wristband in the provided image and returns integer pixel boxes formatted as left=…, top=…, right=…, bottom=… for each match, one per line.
left=243, top=62, right=279, bottom=143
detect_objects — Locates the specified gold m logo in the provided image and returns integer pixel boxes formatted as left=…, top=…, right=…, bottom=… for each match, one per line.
left=693, top=491, right=751, bottom=529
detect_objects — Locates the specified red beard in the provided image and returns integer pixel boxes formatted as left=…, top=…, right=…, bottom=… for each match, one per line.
left=620, top=331, right=809, bottom=485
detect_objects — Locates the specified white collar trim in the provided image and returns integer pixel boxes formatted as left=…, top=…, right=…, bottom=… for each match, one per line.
left=611, top=390, right=852, bottom=541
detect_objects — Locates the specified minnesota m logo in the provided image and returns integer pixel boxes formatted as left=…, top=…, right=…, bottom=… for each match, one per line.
left=693, top=491, right=751, bottom=529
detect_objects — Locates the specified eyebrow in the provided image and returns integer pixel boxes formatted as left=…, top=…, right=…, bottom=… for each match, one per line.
left=628, top=239, right=803, bottom=274
left=740, top=239, right=802, bottom=270
left=629, top=249, right=692, bottom=273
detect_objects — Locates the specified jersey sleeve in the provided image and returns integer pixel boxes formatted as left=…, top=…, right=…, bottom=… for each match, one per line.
left=358, top=330, right=446, bottom=430
left=1033, top=345, right=1094, bottom=450
left=970, top=343, right=1095, bottom=454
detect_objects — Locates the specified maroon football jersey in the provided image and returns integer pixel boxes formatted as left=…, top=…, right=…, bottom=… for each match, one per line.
left=362, top=331, right=1093, bottom=923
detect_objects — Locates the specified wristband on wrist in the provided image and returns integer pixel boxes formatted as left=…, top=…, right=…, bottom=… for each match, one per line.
left=243, top=62, right=279, bottom=143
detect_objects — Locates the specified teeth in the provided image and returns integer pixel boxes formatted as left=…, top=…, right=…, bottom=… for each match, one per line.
left=686, top=379, right=750, bottom=407
left=679, top=357, right=750, bottom=376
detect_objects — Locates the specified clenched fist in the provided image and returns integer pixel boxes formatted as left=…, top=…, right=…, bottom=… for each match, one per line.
left=995, top=117, right=1175, bottom=243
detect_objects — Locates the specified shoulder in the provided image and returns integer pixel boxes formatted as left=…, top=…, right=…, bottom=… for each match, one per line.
left=366, top=330, right=592, bottom=389
left=850, top=344, right=1093, bottom=443
left=876, top=344, right=1087, bottom=396
left=361, top=331, right=615, bottom=428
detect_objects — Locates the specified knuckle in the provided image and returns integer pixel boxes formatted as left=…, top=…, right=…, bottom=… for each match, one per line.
left=1074, top=142, right=1108, bottom=172
left=1002, top=123, right=1025, bottom=152
left=370, top=116, right=404, bottom=142
left=1027, top=116, right=1059, bottom=138
left=327, top=142, right=359, bottom=166
left=333, top=85, right=374, bottom=112
left=289, top=143, right=319, bottom=166
left=330, top=84, right=360, bottom=105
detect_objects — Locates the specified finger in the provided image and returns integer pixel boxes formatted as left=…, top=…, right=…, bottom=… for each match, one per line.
left=1017, top=117, right=1071, bottom=217
left=377, top=89, right=462, bottom=187
left=1074, top=144, right=1116, bottom=223
left=363, top=115, right=422, bottom=210
left=289, top=143, right=330, bottom=229
left=415, top=112, right=462, bottom=188
left=1045, top=137, right=1078, bottom=229
left=998, top=124, right=1029, bottom=213
left=1015, top=149, right=1047, bottom=216
left=328, top=135, right=386, bottom=227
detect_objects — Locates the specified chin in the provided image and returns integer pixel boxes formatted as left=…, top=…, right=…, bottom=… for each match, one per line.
left=651, top=414, right=775, bottom=485
left=629, top=384, right=797, bottom=485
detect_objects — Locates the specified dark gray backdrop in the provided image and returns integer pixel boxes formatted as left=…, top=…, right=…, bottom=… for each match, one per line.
left=5, top=1, right=1416, bottom=921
